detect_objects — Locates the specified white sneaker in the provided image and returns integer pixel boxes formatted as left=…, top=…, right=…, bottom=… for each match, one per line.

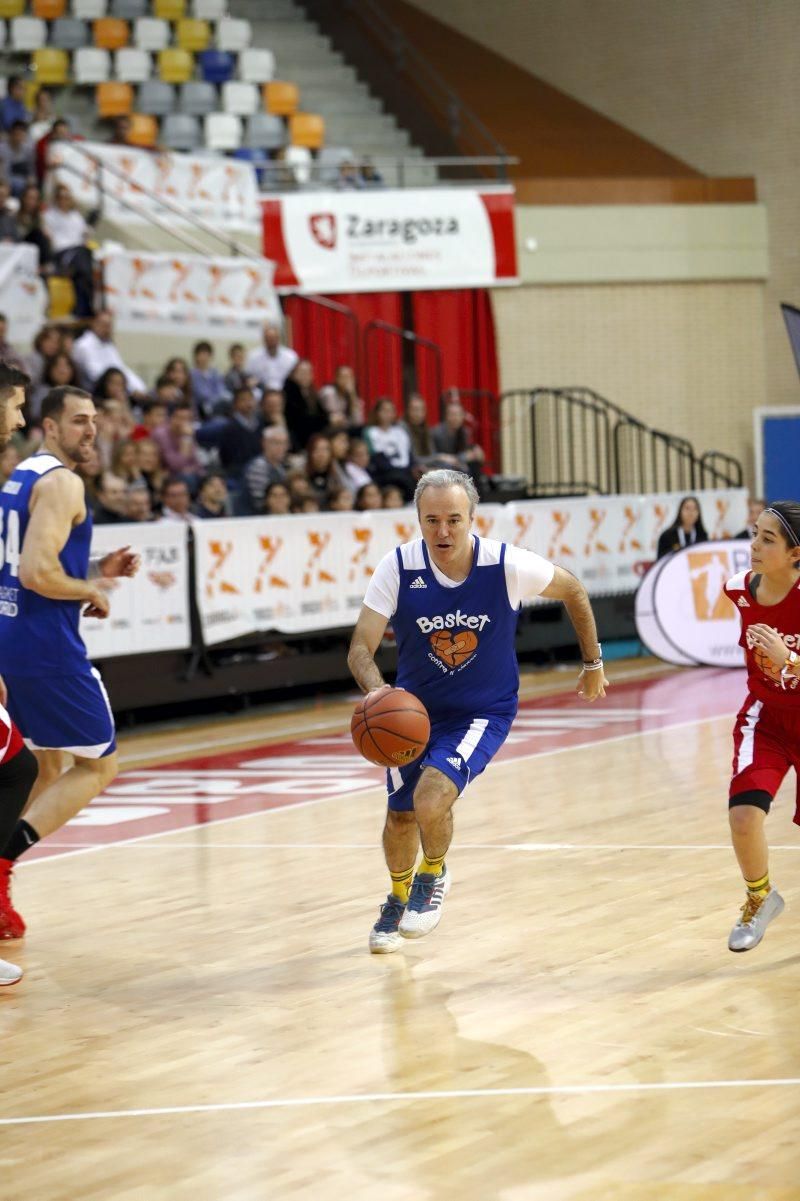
left=728, top=888, right=785, bottom=952
left=369, top=894, right=406, bottom=954
left=399, top=866, right=451, bottom=939
left=0, top=957, right=22, bottom=986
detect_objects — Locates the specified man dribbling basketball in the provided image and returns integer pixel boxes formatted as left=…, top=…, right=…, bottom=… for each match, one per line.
left=348, top=469, right=607, bottom=954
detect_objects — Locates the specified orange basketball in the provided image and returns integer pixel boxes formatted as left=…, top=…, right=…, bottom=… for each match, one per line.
left=351, top=688, right=430, bottom=768
left=429, top=629, right=478, bottom=667
left=752, top=645, right=781, bottom=683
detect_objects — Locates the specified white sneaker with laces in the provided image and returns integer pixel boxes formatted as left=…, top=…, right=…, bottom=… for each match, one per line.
left=728, top=888, right=784, bottom=952
left=0, top=956, right=22, bottom=986
left=399, top=866, right=451, bottom=939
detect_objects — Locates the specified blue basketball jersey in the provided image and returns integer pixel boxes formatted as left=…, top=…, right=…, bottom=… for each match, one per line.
left=392, top=537, right=520, bottom=723
left=0, top=453, right=92, bottom=676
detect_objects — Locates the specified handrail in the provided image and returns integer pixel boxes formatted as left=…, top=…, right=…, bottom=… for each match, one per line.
left=363, top=320, right=443, bottom=407
left=285, top=292, right=361, bottom=385
left=257, top=155, right=519, bottom=191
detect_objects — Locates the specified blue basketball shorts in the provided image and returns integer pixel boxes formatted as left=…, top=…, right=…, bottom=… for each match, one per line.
left=386, top=712, right=514, bottom=812
left=4, top=665, right=117, bottom=759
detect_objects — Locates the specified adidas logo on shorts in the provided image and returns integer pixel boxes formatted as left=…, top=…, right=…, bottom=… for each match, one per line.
left=446, top=756, right=462, bottom=770
left=409, top=576, right=427, bottom=589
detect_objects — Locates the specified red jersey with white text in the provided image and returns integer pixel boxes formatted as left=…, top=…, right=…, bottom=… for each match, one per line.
left=724, top=569, right=800, bottom=710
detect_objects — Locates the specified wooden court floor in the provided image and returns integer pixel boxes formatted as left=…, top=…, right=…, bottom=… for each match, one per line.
left=3, top=659, right=800, bottom=1200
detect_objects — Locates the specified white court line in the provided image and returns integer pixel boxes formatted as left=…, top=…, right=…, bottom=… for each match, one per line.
left=32, top=842, right=800, bottom=852
left=1, top=1076, right=800, bottom=1126
left=21, top=711, right=733, bottom=870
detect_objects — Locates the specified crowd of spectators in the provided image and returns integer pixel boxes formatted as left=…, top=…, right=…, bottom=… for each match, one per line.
left=0, top=313, right=487, bottom=525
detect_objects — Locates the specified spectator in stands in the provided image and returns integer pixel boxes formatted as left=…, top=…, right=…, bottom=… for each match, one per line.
left=296, top=496, right=320, bottom=514
left=41, top=183, right=96, bottom=318
left=76, top=444, right=102, bottom=505
left=364, top=397, right=415, bottom=498
left=382, top=483, right=406, bottom=509
left=25, top=325, right=60, bottom=392
left=336, top=159, right=363, bottom=190
left=328, top=486, right=354, bottom=512
left=284, top=359, right=327, bottom=450
left=359, top=158, right=384, bottom=187
left=131, top=398, right=168, bottom=442
left=734, top=496, right=766, bottom=541
left=261, top=387, right=290, bottom=432
left=656, top=495, right=709, bottom=559
left=343, top=436, right=374, bottom=491
left=264, top=481, right=292, bottom=516
left=41, top=349, right=79, bottom=398
left=212, top=386, right=262, bottom=485
left=354, top=481, right=384, bottom=512
left=194, top=472, right=230, bottom=519
left=190, top=341, right=228, bottom=419
left=286, top=469, right=313, bottom=510
left=0, top=314, right=24, bottom=370
left=0, top=444, right=21, bottom=487
left=95, top=396, right=134, bottom=471
left=319, top=364, right=365, bottom=430
left=403, top=392, right=454, bottom=471
left=0, top=79, right=31, bottom=133
left=245, top=425, right=290, bottom=513
left=0, top=123, right=35, bottom=200
left=124, top=483, right=152, bottom=523
left=246, top=320, right=298, bottom=393
left=73, top=310, right=147, bottom=396
left=93, top=471, right=128, bottom=525
left=135, top=437, right=166, bottom=508
left=14, top=184, right=52, bottom=269
left=0, top=180, right=18, bottom=243
left=159, top=476, right=196, bottom=524
left=329, top=429, right=357, bottom=487
left=93, top=366, right=130, bottom=407
left=111, top=439, right=145, bottom=488
left=304, top=433, right=338, bottom=502
left=109, top=116, right=132, bottom=147
left=28, top=90, right=54, bottom=145
left=225, top=342, right=257, bottom=396
left=163, top=357, right=194, bottom=408
left=431, top=399, right=485, bottom=488
left=35, top=117, right=73, bottom=185
left=151, top=401, right=203, bottom=486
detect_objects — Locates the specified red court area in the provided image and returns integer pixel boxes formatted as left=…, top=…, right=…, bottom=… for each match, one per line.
left=28, top=668, right=742, bottom=859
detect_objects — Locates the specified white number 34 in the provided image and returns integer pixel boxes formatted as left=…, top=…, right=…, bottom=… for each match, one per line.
left=0, top=509, right=21, bottom=577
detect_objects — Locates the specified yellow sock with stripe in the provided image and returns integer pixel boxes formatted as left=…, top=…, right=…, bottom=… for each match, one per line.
left=745, top=872, right=770, bottom=899
left=419, top=854, right=445, bottom=877
left=390, top=867, right=414, bottom=903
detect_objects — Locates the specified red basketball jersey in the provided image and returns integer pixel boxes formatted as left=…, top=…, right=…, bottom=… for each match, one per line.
left=724, top=569, right=800, bottom=709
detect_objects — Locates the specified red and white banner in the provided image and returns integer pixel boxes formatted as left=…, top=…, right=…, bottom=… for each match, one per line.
left=50, top=142, right=260, bottom=232
left=100, top=248, right=281, bottom=336
left=261, top=186, right=518, bottom=294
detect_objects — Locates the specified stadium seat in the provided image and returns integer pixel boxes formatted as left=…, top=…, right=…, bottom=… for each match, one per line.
left=137, top=78, right=175, bottom=114
left=191, top=0, right=223, bottom=16
left=153, top=0, right=184, bottom=18
left=96, top=79, right=132, bottom=115
left=72, top=0, right=106, bottom=17
left=0, top=22, right=5, bottom=48
left=289, top=112, right=324, bottom=150
left=158, top=48, right=193, bottom=83
left=215, top=17, right=250, bottom=51
left=33, top=0, right=66, bottom=18
left=284, top=144, right=311, bottom=185
left=93, top=17, right=128, bottom=49
left=47, top=276, right=76, bottom=320
left=110, top=0, right=146, bottom=15
left=222, top=80, right=257, bottom=116
left=161, top=111, right=200, bottom=150
left=11, top=17, right=46, bottom=50
left=264, top=80, right=298, bottom=117
left=176, top=18, right=209, bottom=51
left=199, top=48, right=233, bottom=84
left=114, top=46, right=150, bottom=81
left=74, top=46, right=110, bottom=81
left=50, top=18, right=90, bottom=48
left=33, top=47, right=69, bottom=84
left=133, top=16, right=168, bottom=50
left=317, top=145, right=353, bottom=184
left=0, top=0, right=24, bottom=17
left=204, top=112, right=240, bottom=151
left=178, top=79, right=215, bottom=115
left=237, top=48, right=274, bottom=84
left=126, top=111, right=157, bottom=146
left=245, top=111, right=285, bottom=151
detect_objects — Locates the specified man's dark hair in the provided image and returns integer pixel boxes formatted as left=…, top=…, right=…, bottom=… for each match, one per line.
left=193, top=340, right=213, bottom=357
left=9, top=121, right=28, bottom=135
left=8, top=76, right=21, bottom=90
left=233, top=386, right=253, bottom=405
left=0, top=313, right=7, bottom=324
left=142, top=397, right=167, bottom=414
left=167, top=401, right=192, bottom=416
left=161, top=474, right=190, bottom=497
left=0, top=361, right=30, bottom=403
left=40, top=386, right=92, bottom=423
left=229, top=342, right=244, bottom=355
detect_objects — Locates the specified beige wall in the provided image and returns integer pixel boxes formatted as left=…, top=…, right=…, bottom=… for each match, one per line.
left=493, top=281, right=765, bottom=483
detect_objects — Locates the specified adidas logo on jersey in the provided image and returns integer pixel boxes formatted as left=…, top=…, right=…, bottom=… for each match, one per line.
left=446, top=756, right=462, bottom=770
left=409, top=576, right=427, bottom=589
left=738, top=596, right=750, bottom=607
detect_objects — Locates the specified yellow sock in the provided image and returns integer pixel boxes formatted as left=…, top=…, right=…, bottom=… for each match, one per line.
left=390, top=866, right=414, bottom=903
left=419, top=854, right=445, bottom=877
left=745, top=872, right=770, bottom=899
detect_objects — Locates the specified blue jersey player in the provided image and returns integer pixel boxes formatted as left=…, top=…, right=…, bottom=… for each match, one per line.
left=348, top=469, right=608, bottom=954
left=0, top=385, right=139, bottom=940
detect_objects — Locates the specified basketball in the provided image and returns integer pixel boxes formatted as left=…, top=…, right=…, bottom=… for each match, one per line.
left=752, top=644, right=782, bottom=683
left=429, top=629, right=478, bottom=667
left=351, top=688, right=430, bottom=768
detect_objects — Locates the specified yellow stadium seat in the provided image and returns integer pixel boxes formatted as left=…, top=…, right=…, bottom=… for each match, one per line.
left=47, top=276, right=76, bottom=320
left=93, top=17, right=129, bottom=49
left=289, top=111, right=325, bottom=150
left=176, top=18, right=209, bottom=51
left=158, top=47, right=193, bottom=83
left=154, top=0, right=184, bottom=17
left=264, top=80, right=298, bottom=117
left=0, top=0, right=24, bottom=17
left=96, top=81, right=133, bottom=117
left=126, top=111, right=158, bottom=146
left=23, top=80, right=41, bottom=109
left=33, top=0, right=66, bottom=16
left=33, top=48, right=69, bottom=85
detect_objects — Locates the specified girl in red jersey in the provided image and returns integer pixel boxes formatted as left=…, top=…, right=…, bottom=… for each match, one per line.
left=723, top=500, right=800, bottom=951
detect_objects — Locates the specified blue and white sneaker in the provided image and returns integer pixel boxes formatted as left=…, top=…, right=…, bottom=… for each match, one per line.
left=399, top=866, right=451, bottom=939
left=369, top=894, right=407, bottom=954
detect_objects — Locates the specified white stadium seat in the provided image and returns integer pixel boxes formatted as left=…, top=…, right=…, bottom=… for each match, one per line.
left=192, top=0, right=225, bottom=16
left=204, top=112, right=241, bottom=151
left=215, top=17, right=250, bottom=51
left=221, top=80, right=258, bottom=116
left=284, top=144, right=311, bottom=185
left=237, top=48, right=275, bottom=83
left=73, top=0, right=107, bottom=14
left=11, top=17, right=46, bottom=51
left=0, top=22, right=6, bottom=51
left=73, top=46, right=111, bottom=83
left=134, top=17, right=170, bottom=51
left=115, top=47, right=151, bottom=82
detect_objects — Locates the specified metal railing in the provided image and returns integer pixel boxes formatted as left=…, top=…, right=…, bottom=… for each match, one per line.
left=256, top=155, right=519, bottom=192
left=440, top=387, right=501, bottom=474
left=363, top=320, right=443, bottom=406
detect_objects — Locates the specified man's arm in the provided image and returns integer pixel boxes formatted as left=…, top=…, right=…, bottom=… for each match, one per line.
left=347, top=604, right=391, bottom=694
left=540, top=565, right=607, bottom=701
left=18, top=471, right=110, bottom=614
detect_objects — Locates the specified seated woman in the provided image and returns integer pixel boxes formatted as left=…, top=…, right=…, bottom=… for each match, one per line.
left=656, top=495, right=708, bottom=558
left=363, top=397, right=415, bottom=499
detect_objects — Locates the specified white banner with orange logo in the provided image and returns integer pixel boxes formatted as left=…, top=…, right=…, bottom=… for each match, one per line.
left=81, top=523, right=190, bottom=659
left=100, top=248, right=281, bottom=337
left=0, top=244, right=48, bottom=345
left=49, top=141, right=260, bottom=232
left=194, top=490, right=746, bottom=644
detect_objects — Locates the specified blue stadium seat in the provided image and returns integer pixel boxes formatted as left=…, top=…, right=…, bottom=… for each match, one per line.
left=199, top=48, right=234, bottom=84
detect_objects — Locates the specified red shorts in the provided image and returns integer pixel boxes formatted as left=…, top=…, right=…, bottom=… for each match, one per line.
left=730, top=693, right=800, bottom=823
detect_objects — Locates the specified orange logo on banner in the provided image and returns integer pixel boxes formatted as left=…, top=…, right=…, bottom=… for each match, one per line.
left=652, top=503, right=668, bottom=550
left=547, top=511, right=573, bottom=558
left=687, top=550, right=734, bottom=621
left=394, top=521, right=415, bottom=543
left=349, top=528, right=373, bottom=581
left=475, top=516, right=494, bottom=538
left=713, top=497, right=731, bottom=539
left=154, top=154, right=177, bottom=197
left=584, top=508, right=610, bottom=556
left=148, top=570, right=176, bottom=591
left=514, top=513, right=533, bottom=543
left=430, top=629, right=478, bottom=668
left=254, top=535, right=288, bottom=593
left=618, top=505, right=642, bottom=554
left=169, top=259, right=192, bottom=303
left=205, top=539, right=239, bottom=597
left=303, top=531, right=336, bottom=588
